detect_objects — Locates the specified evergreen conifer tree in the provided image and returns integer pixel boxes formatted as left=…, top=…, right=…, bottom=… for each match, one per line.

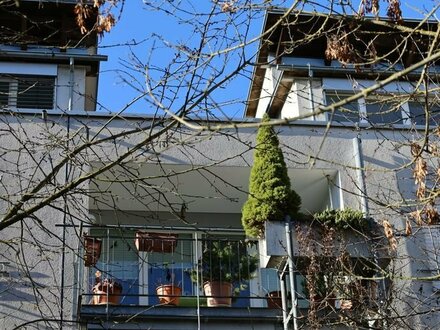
left=241, top=114, right=301, bottom=238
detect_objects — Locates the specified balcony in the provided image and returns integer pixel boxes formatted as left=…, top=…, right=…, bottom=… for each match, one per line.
left=75, top=226, right=385, bottom=329
left=76, top=230, right=283, bottom=329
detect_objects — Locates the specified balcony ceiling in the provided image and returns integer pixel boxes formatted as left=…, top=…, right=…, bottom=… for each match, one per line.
left=90, top=163, right=337, bottom=215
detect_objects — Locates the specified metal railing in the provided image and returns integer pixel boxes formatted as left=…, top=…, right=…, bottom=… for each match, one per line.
left=78, top=231, right=279, bottom=309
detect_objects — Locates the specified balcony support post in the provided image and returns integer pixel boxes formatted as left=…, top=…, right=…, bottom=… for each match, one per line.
left=279, top=263, right=288, bottom=330
left=285, top=217, right=298, bottom=330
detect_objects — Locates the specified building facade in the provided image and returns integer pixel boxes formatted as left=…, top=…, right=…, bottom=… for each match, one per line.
left=0, top=3, right=439, bottom=330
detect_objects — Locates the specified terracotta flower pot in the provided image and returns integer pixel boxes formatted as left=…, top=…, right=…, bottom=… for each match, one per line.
left=92, top=279, right=122, bottom=305
left=156, top=284, right=182, bottom=306
left=203, top=281, right=233, bottom=307
left=134, top=231, right=177, bottom=253
left=266, top=291, right=282, bottom=309
left=83, top=236, right=102, bottom=267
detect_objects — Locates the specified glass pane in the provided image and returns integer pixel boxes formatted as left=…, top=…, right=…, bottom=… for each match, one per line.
left=16, top=76, right=54, bottom=109
left=89, top=229, right=140, bottom=305
left=325, top=92, right=360, bottom=123
left=147, top=233, right=193, bottom=305
left=408, top=101, right=440, bottom=126
left=201, top=235, right=253, bottom=307
left=365, top=99, right=403, bottom=125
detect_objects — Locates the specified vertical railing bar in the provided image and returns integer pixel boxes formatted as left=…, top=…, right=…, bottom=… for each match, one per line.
left=106, top=228, right=110, bottom=318
left=285, top=218, right=298, bottom=330
left=195, top=234, right=201, bottom=330
left=280, top=264, right=288, bottom=330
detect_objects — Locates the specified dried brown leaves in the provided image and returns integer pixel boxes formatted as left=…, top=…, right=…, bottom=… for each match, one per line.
left=325, top=33, right=358, bottom=66
left=221, top=1, right=237, bottom=13
left=410, top=141, right=440, bottom=226
left=383, top=220, right=397, bottom=251
left=75, top=0, right=116, bottom=36
left=359, top=0, right=402, bottom=23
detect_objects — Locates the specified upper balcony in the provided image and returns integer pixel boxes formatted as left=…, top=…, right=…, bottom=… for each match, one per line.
left=0, top=1, right=97, bottom=50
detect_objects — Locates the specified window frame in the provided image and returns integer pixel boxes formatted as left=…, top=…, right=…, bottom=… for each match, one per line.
left=323, top=90, right=417, bottom=126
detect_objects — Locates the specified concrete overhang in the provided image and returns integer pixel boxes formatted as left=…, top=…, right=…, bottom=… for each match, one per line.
left=89, top=163, right=337, bottom=215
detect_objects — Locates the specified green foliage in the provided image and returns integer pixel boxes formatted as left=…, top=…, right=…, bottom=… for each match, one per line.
left=313, top=208, right=368, bottom=231
left=190, top=240, right=258, bottom=285
left=241, top=114, right=301, bottom=238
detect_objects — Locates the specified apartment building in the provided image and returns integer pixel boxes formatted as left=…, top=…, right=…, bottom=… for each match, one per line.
left=0, top=3, right=438, bottom=330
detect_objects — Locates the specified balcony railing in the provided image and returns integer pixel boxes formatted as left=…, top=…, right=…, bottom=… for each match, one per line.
left=76, top=228, right=382, bottom=328
left=78, top=231, right=280, bottom=309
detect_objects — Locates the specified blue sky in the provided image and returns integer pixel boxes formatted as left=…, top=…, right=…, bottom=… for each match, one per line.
left=96, top=0, right=439, bottom=117
left=97, top=0, right=264, bottom=118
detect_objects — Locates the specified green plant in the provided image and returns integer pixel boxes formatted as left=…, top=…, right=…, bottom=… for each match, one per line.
left=157, top=262, right=180, bottom=287
left=190, top=240, right=258, bottom=285
left=241, top=114, right=301, bottom=238
left=313, top=208, right=368, bottom=231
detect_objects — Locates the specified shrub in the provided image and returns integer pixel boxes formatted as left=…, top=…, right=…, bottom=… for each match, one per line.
left=241, top=114, right=301, bottom=238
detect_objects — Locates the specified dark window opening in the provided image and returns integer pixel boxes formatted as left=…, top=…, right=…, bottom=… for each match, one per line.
left=325, top=92, right=360, bottom=123
left=16, top=76, right=54, bottom=110
left=364, top=99, right=403, bottom=125
left=0, top=75, right=55, bottom=110
left=408, top=101, right=440, bottom=126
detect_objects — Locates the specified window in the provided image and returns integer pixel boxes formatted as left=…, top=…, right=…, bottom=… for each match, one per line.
left=325, top=92, right=360, bottom=123
left=364, top=97, right=403, bottom=125
left=325, top=90, right=405, bottom=126
left=88, top=230, right=140, bottom=305
left=0, top=75, right=55, bottom=110
left=407, top=100, right=440, bottom=126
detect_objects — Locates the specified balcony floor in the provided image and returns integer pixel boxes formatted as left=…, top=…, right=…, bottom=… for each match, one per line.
left=79, top=304, right=283, bottom=330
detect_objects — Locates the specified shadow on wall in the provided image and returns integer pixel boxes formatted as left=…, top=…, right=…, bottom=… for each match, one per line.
left=0, top=269, right=50, bottom=301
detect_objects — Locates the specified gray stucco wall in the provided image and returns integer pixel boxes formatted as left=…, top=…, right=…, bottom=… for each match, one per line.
left=0, top=111, right=435, bottom=329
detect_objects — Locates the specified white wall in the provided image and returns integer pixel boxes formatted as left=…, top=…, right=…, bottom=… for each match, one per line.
left=56, top=65, right=87, bottom=112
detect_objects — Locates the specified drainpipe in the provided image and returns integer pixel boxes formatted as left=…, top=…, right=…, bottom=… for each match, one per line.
left=352, top=135, right=369, bottom=216
left=60, top=114, right=71, bottom=328
left=279, top=265, right=288, bottom=330
left=307, top=63, right=316, bottom=121
left=353, top=135, right=388, bottom=328
left=68, top=57, right=74, bottom=112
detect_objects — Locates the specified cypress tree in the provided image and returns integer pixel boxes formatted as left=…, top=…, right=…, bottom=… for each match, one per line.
left=241, top=114, right=301, bottom=238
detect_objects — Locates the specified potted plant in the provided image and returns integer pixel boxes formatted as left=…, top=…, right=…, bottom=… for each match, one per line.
left=312, top=208, right=368, bottom=231
left=83, top=234, right=102, bottom=267
left=135, top=231, right=177, bottom=253
left=156, top=263, right=182, bottom=306
left=190, top=240, right=258, bottom=307
left=92, top=271, right=123, bottom=305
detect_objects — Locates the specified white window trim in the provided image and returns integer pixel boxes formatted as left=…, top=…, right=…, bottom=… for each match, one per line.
left=0, top=62, right=57, bottom=76
left=401, top=102, right=412, bottom=125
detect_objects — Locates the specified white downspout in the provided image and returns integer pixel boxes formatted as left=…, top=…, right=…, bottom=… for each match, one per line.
left=353, top=135, right=369, bottom=216
left=68, top=57, right=74, bottom=112
left=353, top=135, right=388, bottom=328
left=308, top=63, right=316, bottom=121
